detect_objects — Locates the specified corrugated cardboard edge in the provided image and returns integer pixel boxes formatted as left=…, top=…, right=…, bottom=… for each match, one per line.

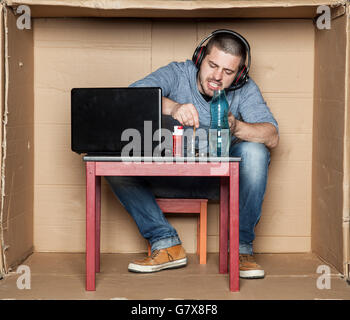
left=3, top=0, right=348, bottom=19
left=0, top=4, right=34, bottom=275
left=343, top=2, right=350, bottom=282
left=0, top=3, right=3, bottom=278
left=4, top=0, right=348, bottom=10
left=0, top=3, right=7, bottom=277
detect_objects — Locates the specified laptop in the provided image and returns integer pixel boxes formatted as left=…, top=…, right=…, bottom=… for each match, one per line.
left=71, top=87, right=164, bottom=156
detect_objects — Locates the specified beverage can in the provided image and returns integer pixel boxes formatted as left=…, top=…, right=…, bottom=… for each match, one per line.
left=173, top=126, right=183, bottom=157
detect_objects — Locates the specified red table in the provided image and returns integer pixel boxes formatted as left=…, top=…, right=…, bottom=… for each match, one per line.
left=84, top=156, right=240, bottom=292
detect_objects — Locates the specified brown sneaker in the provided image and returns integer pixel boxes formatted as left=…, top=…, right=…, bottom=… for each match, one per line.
left=239, top=254, right=265, bottom=279
left=128, top=244, right=187, bottom=273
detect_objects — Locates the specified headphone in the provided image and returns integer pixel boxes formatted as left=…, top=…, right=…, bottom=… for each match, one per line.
left=192, top=29, right=251, bottom=91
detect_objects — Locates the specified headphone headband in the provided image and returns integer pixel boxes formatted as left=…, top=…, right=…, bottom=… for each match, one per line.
left=192, top=29, right=251, bottom=91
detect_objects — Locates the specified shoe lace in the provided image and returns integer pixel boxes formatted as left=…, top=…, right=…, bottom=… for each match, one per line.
left=150, top=249, right=160, bottom=259
left=150, top=248, right=174, bottom=261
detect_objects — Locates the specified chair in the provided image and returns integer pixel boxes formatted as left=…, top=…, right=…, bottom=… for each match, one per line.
left=146, top=198, right=208, bottom=264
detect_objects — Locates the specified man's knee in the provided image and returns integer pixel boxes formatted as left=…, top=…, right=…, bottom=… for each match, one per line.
left=232, top=142, right=270, bottom=165
left=231, top=142, right=270, bottom=184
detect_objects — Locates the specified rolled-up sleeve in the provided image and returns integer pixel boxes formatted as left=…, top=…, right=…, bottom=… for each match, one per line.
left=238, top=79, right=279, bottom=134
left=129, top=62, right=180, bottom=97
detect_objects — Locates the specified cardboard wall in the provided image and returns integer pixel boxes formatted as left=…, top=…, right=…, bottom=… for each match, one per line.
left=0, top=5, right=4, bottom=274
left=0, top=7, right=34, bottom=270
left=312, top=14, right=348, bottom=273
left=345, top=9, right=350, bottom=278
left=5, top=0, right=345, bottom=18
left=33, top=18, right=314, bottom=254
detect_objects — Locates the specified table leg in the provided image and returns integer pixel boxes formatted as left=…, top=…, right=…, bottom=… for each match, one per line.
left=199, top=201, right=207, bottom=265
left=196, top=219, right=200, bottom=257
left=96, top=175, right=101, bottom=273
left=86, top=162, right=96, bottom=291
left=229, top=162, right=239, bottom=292
left=219, top=177, right=229, bottom=274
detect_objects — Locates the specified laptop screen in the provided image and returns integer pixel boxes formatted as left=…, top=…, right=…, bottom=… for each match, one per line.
left=71, top=87, right=162, bottom=156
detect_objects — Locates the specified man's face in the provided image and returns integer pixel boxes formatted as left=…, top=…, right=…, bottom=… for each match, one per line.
left=197, top=45, right=242, bottom=97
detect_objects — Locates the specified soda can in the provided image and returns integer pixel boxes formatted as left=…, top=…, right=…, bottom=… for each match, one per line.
left=173, top=126, right=183, bottom=157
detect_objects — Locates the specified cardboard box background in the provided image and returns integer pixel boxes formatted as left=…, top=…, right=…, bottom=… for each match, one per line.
left=0, top=1, right=348, bottom=278
left=33, top=18, right=314, bottom=254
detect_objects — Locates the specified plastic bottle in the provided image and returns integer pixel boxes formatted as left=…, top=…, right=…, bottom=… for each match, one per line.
left=209, top=89, right=231, bottom=157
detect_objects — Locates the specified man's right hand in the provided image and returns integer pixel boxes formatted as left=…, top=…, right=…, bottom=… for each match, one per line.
left=170, top=103, right=199, bottom=128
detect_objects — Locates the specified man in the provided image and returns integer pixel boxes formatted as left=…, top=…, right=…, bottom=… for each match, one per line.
left=105, top=30, right=279, bottom=279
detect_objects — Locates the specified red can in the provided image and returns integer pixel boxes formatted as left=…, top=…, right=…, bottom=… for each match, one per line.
left=173, top=126, right=183, bottom=157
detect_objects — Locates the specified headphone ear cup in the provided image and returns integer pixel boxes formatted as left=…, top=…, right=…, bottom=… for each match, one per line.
left=192, top=46, right=206, bottom=68
left=231, top=65, right=248, bottom=89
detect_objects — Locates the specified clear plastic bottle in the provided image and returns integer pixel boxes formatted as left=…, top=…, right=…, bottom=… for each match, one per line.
left=209, top=89, right=231, bottom=157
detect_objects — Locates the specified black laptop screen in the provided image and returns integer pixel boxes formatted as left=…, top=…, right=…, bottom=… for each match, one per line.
left=71, top=87, right=162, bottom=155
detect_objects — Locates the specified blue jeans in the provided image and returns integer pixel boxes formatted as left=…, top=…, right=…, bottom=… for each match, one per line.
left=105, top=141, right=270, bottom=254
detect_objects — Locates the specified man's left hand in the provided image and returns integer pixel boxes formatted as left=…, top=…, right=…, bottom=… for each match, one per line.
left=228, top=112, right=237, bottom=134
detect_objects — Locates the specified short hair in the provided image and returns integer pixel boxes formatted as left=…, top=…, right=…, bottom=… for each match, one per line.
left=205, top=34, right=247, bottom=69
